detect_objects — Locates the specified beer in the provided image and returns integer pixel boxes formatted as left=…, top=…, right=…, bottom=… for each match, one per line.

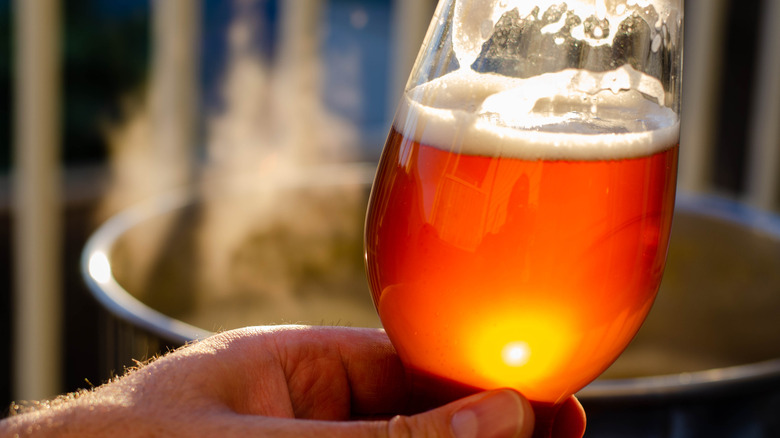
left=364, top=70, right=679, bottom=404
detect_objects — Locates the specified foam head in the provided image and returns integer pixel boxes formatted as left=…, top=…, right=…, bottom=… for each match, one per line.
left=398, top=67, right=679, bottom=161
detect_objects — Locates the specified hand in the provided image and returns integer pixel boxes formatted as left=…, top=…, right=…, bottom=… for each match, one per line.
left=1, top=326, right=585, bottom=437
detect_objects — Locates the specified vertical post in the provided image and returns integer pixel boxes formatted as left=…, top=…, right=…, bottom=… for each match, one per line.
left=677, top=0, right=729, bottom=194
left=150, top=0, right=200, bottom=189
left=388, top=0, right=436, bottom=108
left=275, top=0, right=324, bottom=164
left=745, top=0, right=780, bottom=210
left=12, top=0, right=63, bottom=401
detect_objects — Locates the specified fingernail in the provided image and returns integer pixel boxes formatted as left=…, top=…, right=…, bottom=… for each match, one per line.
left=451, top=390, right=529, bottom=438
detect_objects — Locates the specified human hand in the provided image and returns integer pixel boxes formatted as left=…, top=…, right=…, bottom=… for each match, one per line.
left=1, top=326, right=585, bottom=437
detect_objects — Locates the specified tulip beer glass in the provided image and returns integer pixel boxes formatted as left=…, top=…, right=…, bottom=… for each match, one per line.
left=364, top=0, right=683, bottom=435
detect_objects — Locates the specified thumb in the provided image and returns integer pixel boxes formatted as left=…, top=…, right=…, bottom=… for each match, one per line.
left=228, top=388, right=535, bottom=438
left=382, top=388, right=535, bottom=438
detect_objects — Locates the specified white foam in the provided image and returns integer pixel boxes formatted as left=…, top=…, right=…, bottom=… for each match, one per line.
left=395, top=68, right=679, bottom=161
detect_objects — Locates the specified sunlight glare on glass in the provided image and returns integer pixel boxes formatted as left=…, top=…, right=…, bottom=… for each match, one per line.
left=89, top=251, right=113, bottom=284
left=502, top=341, right=531, bottom=367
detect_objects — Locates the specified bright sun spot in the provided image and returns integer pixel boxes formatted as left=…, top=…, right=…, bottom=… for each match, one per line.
left=501, top=341, right=531, bottom=367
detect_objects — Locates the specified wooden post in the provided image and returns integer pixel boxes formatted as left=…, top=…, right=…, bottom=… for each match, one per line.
left=678, top=0, right=729, bottom=194
left=746, top=0, right=780, bottom=210
left=388, top=0, right=436, bottom=110
left=150, top=0, right=200, bottom=189
left=12, top=0, right=63, bottom=401
left=274, top=0, right=325, bottom=164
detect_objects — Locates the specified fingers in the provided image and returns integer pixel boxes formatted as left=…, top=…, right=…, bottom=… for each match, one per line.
left=551, top=396, right=586, bottom=438
left=433, top=389, right=535, bottom=438
left=221, top=388, right=534, bottom=438
left=317, top=326, right=411, bottom=415
left=200, top=326, right=585, bottom=438
left=188, top=326, right=410, bottom=420
left=267, top=325, right=413, bottom=417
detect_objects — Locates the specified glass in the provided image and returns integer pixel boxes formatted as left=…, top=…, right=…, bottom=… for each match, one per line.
left=364, top=0, right=683, bottom=435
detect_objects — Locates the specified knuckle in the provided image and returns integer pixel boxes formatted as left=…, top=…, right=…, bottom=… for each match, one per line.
left=386, top=415, right=414, bottom=438
left=384, top=414, right=444, bottom=438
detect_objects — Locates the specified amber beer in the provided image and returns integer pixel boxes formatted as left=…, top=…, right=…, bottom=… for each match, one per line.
left=365, top=97, right=679, bottom=404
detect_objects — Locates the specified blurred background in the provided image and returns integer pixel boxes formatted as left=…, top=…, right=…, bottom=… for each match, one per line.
left=1, top=0, right=779, bottom=415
